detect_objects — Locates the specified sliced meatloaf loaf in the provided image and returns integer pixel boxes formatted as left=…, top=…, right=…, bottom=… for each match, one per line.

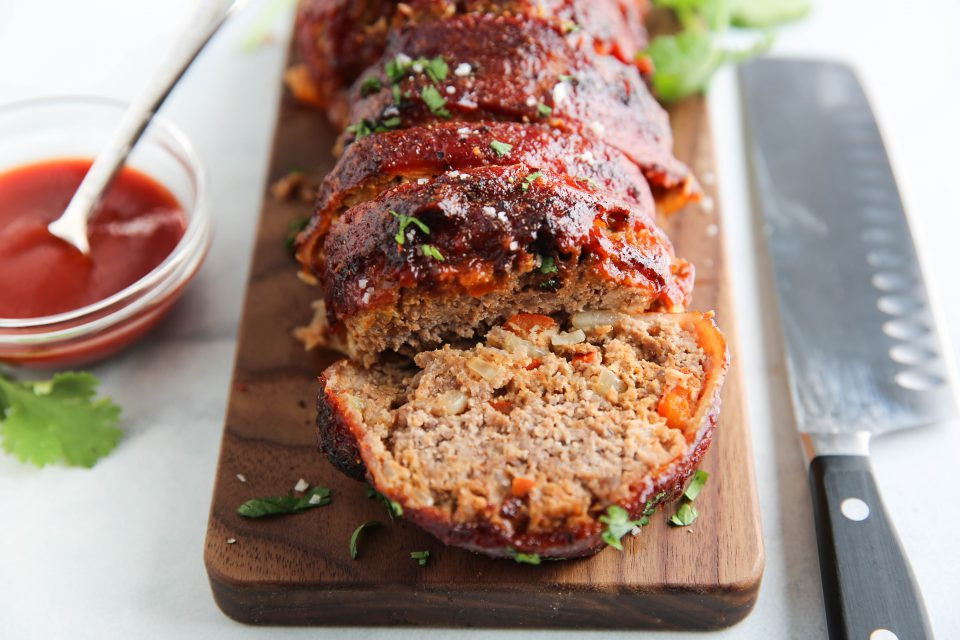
left=296, top=164, right=694, bottom=365
left=341, top=12, right=698, bottom=211
left=317, top=311, right=728, bottom=559
left=289, top=0, right=652, bottom=117
left=299, top=121, right=657, bottom=245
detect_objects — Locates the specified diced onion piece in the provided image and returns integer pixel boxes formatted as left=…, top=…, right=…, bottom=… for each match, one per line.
left=570, top=310, right=619, bottom=330
left=433, top=390, right=468, bottom=416
left=594, top=366, right=627, bottom=395
left=501, top=331, right=549, bottom=358
left=467, top=357, right=502, bottom=381
left=550, top=329, right=586, bottom=347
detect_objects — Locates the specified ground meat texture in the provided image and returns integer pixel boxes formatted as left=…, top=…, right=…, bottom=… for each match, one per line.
left=297, top=122, right=657, bottom=250
left=317, top=311, right=728, bottom=559
left=342, top=12, right=698, bottom=209
left=305, top=164, right=694, bottom=365
left=291, top=0, right=652, bottom=121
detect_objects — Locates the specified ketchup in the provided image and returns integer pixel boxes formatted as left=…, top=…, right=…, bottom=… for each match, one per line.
left=0, top=159, right=186, bottom=318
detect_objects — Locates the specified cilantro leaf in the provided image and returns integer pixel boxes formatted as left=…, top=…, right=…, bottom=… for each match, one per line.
left=489, top=139, right=513, bottom=156
left=420, top=244, right=445, bottom=261
left=424, top=56, right=448, bottom=83
left=506, top=547, right=541, bottom=565
left=420, top=85, right=450, bottom=117
left=729, top=0, right=811, bottom=28
left=236, top=486, right=332, bottom=518
left=346, top=119, right=374, bottom=139
left=0, top=372, right=122, bottom=468
left=683, top=469, right=709, bottom=501
left=410, top=550, right=431, bottom=566
left=599, top=505, right=645, bottom=551
left=536, top=102, right=552, bottom=117
left=350, top=520, right=383, bottom=559
left=669, top=502, right=699, bottom=527
left=366, top=485, right=403, bottom=520
left=390, top=210, right=430, bottom=245
left=359, top=75, right=382, bottom=97
left=521, top=170, right=543, bottom=191
left=539, top=255, right=557, bottom=275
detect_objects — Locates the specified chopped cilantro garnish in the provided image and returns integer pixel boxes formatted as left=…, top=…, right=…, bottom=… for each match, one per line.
left=424, top=55, right=448, bottom=83
left=599, top=505, right=646, bottom=551
left=366, top=485, right=403, bottom=520
left=521, top=170, right=543, bottom=191
left=0, top=372, right=122, bottom=468
left=562, top=21, right=581, bottom=33
left=385, top=55, right=411, bottom=83
left=683, top=470, right=709, bottom=501
left=392, top=84, right=403, bottom=104
left=669, top=502, right=699, bottom=527
left=507, top=548, right=541, bottom=565
left=489, top=139, right=513, bottom=156
left=390, top=210, right=430, bottom=245
left=377, top=116, right=402, bottom=131
left=236, top=486, right=332, bottom=518
left=536, top=102, right=552, bottom=117
left=349, top=520, right=382, bottom=559
left=420, top=244, right=445, bottom=261
left=539, top=255, right=557, bottom=274
left=346, top=120, right=373, bottom=139
left=359, top=75, right=382, bottom=97
left=410, top=550, right=431, bottom=566
left=420, top=85, right=450, bottom=117
left=558, top=73, right=576, bottom=82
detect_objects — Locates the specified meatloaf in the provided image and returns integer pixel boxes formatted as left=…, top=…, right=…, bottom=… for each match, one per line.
left=317, top=311, right=728, bottom=559
left=289, top=0, right=652, bottom=119
left=340, top=12, right=698, bottom=210
left=296, top=164, right=694, bottom=366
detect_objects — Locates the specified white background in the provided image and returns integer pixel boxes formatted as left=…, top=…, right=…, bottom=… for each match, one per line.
left=2, top=0, right=959, bottom=638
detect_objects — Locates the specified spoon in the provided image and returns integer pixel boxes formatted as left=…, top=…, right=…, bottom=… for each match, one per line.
left=48, top=0, right=242, bottom=255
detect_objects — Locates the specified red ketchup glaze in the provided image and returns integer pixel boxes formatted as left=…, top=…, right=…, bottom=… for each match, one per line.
left=0, top=159, right=186, bottom=319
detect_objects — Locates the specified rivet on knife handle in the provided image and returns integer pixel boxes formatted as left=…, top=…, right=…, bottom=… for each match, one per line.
left=808, top=454, right=932, bottom=640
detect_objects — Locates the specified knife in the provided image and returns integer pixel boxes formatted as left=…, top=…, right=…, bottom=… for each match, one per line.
left=740, top=58, right=957, bottom=640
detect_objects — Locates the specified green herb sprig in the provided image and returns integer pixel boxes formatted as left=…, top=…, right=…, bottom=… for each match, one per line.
left=507, top=547, right=541, bottom=565
left=367, top=486, right=403, bottom=520
left=390, top=210, right=430, bottom=245
left=236, top=486, right=332, bottom=518
left=669, top=470, right=709, bottom=527
left=411, top=550, right=431, bottom=566
left=350, top=520, right=383, bottom=559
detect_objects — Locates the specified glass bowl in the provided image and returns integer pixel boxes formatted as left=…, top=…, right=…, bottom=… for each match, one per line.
left=0, top=96, right=211, bottom=367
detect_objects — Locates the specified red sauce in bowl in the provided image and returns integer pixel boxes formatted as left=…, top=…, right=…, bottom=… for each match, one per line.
left=0, top=159, right=186, bottom=318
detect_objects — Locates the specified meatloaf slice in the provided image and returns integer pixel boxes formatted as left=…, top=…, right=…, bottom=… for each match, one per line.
left=299, top=121, right=657, bottom=254
left=317, top=311, right=728, bottom=559
left=342, top=12, right=698, bottom=211
left=296, top=164, right=694, bottom=365
left=290, top=0, right=652, bottom=118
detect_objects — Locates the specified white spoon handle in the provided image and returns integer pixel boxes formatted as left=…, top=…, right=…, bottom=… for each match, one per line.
left=49, top=0, right=242, bottom=254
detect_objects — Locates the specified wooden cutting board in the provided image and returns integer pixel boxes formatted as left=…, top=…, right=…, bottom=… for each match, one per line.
left=204, top=61, right=764, bottom=630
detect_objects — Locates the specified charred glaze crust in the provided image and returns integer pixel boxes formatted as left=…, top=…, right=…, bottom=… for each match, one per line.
left=341, top=13, right=696, bottom=204
left=316, top=313, right=729, bottom=559
left=315, top=164, right=692, bottom=331
left=294, top=0, right=652, bottom=116
left=299, top=121, right=656, bottom=248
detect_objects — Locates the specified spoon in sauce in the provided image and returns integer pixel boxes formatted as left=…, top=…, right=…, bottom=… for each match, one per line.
left=48, top=0, right=242, bottom=255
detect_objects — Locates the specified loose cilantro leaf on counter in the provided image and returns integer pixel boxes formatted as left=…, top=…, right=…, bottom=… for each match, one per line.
left=410, top=550, right=431, bottom=566
left=350, top=520, right=383, bottom=559
left=489, top=139, right=513, bottom=157
left=669, top=502, right=699, bottom=527
left=684, top=469, right=709, bottom=501
left=236, top=486, right=332, bottom=518
left=507, top=548, right=541, bottom=565
left=0, top=372, right=122, bottom=468
left=599, top=505, right=645, bottom=551
left=390, top=210, right=430, bottom=245
left=366, top=485, right=403, bottom=520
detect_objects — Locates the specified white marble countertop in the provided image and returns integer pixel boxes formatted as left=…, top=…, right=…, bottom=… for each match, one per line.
left=2, top=1, right=959, bottom=638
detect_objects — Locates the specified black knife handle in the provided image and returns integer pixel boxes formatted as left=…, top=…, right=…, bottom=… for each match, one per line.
left=809, top=455, right=931, bottom=640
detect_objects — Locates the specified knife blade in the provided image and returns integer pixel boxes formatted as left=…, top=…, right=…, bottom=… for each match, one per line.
left=740, top=58, right=957, bottom=640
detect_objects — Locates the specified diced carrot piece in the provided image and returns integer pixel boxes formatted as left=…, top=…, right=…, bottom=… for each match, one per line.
left=505, top=313, right=557, bottom=335
left=657, top=383, right=694, bottom=430
left=511, top=476, right=536, bottom=497
left=524, top=359, right=541, bottom=370
left=571, top=351, right=599, bottom=366
left=490, top=400, right=513, bottom=415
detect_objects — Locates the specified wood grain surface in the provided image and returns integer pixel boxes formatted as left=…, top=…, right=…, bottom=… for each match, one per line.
left=203, top=77, right=764, bottom=630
